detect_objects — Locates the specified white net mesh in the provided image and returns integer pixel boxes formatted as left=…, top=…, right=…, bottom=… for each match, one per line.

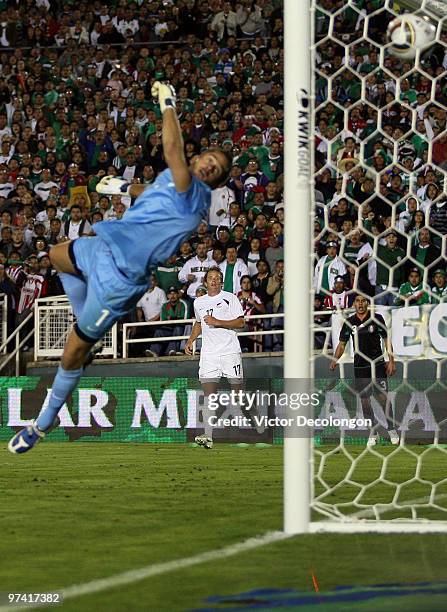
left=311, top=0, right=447, bottom=527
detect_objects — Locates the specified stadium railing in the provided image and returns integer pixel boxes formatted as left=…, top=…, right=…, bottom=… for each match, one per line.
left=0, top=294, right=8, bottom=352
left=121, top=313, right=284, bottom=358
left=33, top=297, right=283, bottom=360
left=0, top=309, right=34, bottom=376
left=1, top=34, right=273, bottom=53
left=34, top=296, right=118, bottom=360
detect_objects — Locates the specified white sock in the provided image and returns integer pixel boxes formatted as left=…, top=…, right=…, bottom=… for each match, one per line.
left=202, top=395, right=214, bottom=440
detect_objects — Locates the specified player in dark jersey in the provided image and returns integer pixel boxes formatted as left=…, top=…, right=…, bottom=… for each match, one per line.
left=330, top=294, right=399, bottom=445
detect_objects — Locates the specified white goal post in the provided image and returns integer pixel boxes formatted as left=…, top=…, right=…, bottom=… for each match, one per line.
left=284, top=0, right=447, bottom=534
left=283, top=0, right=312, bottom=534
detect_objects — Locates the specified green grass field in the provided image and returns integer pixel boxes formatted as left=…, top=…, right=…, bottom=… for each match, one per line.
left=1, top=443, right=447, bottom=611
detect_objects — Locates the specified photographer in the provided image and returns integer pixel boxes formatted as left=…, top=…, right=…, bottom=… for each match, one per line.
left=150, top=287, right=189, bottom=357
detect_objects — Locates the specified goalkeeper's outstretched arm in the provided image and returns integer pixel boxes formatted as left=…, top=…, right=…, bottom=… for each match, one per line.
left=152, top=81, right=191, bottom=193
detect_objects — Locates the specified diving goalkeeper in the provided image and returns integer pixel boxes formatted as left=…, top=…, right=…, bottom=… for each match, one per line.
left=9, top=82, right=232, bottom=454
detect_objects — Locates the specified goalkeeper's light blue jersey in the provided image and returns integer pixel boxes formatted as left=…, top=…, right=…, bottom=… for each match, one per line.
left=93, top=169, right=211, bottom=283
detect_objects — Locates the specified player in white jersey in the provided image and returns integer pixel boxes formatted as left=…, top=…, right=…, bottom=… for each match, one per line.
left=185, top=266, right=245, bottom=448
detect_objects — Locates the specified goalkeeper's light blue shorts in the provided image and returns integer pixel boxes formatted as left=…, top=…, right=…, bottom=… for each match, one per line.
left=70, top=236, right=148, bottom=343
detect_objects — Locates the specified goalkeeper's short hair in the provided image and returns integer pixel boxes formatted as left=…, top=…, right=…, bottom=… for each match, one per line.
left=205, top=147, right=233, bottom=188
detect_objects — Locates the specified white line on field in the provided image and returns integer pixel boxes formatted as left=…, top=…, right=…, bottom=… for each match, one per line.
left=0, top=531, right=291, bottom=611
left=4, top=498, right=447, bottom=609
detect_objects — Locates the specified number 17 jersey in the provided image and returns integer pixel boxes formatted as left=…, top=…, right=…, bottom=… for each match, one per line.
left=194, top=291, right=244, bottom=356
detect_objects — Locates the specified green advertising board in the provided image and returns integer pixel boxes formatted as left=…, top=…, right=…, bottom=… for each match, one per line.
left=1, top=376, right=445, bottom=444
left=0, top=376, right=279, bottom=444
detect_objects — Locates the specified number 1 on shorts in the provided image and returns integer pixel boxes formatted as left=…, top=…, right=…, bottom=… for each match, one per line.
left=95, top=309, right=110, bottom=327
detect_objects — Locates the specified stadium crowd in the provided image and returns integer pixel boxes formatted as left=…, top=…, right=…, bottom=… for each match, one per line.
left=0, top=0, right=285, bottom=355
left=4, top=0, right=444, bottom=358
left=313, top=0, right=447, bottom=338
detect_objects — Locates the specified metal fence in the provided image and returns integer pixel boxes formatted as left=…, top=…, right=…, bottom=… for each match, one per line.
left=34, top=296, right=118, bottom=360
left=122, top=313, right=284, bottom=358
left=0, top=294, right=8, bottom=354
left=33, top=296, right=284, bottom=360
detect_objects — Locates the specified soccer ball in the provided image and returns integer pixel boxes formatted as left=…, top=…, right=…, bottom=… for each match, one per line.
left=387, top=14, right=436, bottom=59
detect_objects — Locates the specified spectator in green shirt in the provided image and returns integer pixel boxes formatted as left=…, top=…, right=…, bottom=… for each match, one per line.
left=375, top=230, right=406, bottom=306
left=409, top=227, right=440, bottom=282
left=155, top=254, right=183, bottom=295
left=399, top=78, right=418, bottom=105
left=151, top=287, right=189, bottom=357
left=395, top=268, right=430, bottom=307
left=430, top=269, right=447, bottom=303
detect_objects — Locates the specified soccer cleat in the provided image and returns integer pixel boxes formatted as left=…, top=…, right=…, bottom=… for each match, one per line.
left=388, top=429, right=400, bottom=445
left=84, top=341, right=104, bottom=368
left=195, top=435, right=213, bottom=449
left=8, top=421, right=46, bottom=454
left=367, top=433, right=378, bottom=446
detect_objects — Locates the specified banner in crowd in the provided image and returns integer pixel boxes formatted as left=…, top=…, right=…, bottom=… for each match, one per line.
left=388, top=303, right=447, bottom=357
left=0, top=377, right=445, bottom=443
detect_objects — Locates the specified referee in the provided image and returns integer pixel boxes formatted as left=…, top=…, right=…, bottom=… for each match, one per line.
left=330, top=294, right=399, bottom=445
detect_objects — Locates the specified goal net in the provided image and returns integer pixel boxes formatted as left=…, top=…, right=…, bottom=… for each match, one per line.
left=285, top=0, right=447, bottom=532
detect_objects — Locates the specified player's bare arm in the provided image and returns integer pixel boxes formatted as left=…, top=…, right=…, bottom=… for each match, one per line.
left=385, top=338, right=396, bottom=376
left=152, top=81, right=192, bottom=193
left=203, top=315, right=245, bottom=329
left=96, top=81, right=190, bottom=197
left=185, top=321, right=202, bottom=355
left=330, top=341, right=346, bottom=370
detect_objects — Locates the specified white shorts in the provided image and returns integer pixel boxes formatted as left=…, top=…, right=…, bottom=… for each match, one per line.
left=199, top=352, right=243, bottom=383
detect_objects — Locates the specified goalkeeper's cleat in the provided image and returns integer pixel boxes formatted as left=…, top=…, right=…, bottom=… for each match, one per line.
left=151, top=81, right=176, bottom=113
left=8, top=420, right=46, bottom=454
left=195, top=435, right=213, bottom=449
left=366, top=433, right=378, bottom=446
left=84, top=341, right=104, bottom=369
left=96, top=176, right=130, bottom=196
left=388, top=429, right=400, bottom=445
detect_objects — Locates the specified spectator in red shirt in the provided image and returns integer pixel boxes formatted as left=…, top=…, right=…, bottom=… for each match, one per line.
left=250, top=211, right=272, bottom=250
left=323, top=276, right=351, bottom=310
left=16, top=254, right=47, bottom=351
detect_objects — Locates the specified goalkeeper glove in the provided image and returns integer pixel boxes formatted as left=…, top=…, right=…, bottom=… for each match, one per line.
left=96, top=176, right=131, bottom=196
left=151, top=81, right=177, bottom=113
